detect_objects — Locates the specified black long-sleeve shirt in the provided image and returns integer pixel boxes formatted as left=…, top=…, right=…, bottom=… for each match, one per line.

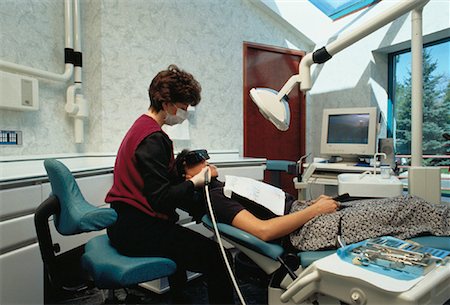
left=135, top=132, right=206, bottom=222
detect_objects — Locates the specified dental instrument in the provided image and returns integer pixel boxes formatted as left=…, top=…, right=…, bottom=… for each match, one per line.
left=340, top=236, right=449, bottom=279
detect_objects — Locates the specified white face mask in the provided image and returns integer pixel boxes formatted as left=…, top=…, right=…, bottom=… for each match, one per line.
left=164, top=106, right=188, bottom=126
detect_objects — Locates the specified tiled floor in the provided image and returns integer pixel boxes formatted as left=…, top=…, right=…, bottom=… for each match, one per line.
left=52, top=276, right=267, bottom=305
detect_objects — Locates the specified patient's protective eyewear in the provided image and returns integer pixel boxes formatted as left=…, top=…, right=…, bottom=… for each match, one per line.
left=184, top=149, right=210, bottom=165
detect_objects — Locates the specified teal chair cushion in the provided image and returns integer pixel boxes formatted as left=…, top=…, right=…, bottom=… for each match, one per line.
left=266, top=160, right=296, bottom=172
left=201, top=216, right=450, bottom=269
left=82, top=235, right=177, bottom=289
left=298, top=250, right=336, bottom=267
left=44, top=159, right=117, bottom=235
left=202, top=215, right=285, bottom=260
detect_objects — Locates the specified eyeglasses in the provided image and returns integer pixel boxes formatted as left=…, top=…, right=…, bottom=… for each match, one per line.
left=184, top=149, right=210, bottom=165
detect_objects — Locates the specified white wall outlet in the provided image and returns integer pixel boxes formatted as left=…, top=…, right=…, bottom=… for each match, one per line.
left=0, top=71, right=39, bottom=111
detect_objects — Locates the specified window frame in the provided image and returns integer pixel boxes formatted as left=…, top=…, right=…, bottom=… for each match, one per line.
left=309, top=0, right=380, bottom=20
left=387, top=37, right=450, bottom=197
left=387, top=37, right=450, bottom=139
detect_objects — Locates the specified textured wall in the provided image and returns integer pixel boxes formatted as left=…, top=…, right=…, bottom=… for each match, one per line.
left=0, top=0, right=310, bottom=157
left=1, top=1, right=74, bottom=156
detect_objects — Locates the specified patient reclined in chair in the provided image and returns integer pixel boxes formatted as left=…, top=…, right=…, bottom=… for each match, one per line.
left=175, top=149, right=450, bottom=252
left=176, top=149, right=450, bottom=305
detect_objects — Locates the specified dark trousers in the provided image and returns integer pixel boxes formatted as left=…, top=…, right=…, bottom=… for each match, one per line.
left=108, top=203, right=235, bottom=304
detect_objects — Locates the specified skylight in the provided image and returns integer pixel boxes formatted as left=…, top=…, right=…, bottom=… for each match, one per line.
left=308, top=0, right=380, bottom=20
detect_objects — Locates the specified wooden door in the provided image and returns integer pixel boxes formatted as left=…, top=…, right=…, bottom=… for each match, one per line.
left=243, top=42, right=306, bottom=195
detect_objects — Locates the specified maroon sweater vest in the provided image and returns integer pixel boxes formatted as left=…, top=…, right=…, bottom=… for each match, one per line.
left=105, top=115, right=171, bottom=219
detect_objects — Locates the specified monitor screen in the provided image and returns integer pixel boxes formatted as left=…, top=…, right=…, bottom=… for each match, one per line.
left=327, top=114, right=370, bottom=144
left=320, top=107, right=377, bottom=157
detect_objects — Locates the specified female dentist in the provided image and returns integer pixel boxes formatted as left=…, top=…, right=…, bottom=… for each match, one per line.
left=105, top=65, right=235, bottom=304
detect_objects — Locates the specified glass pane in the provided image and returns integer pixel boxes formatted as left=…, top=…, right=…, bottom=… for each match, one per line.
left=392, top=40, right=450, bottom=166
left=309, top=0, right=379, bottom=20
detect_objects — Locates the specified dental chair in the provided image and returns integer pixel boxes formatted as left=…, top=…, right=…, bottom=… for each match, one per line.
left=34, top=159, right=177, bottom=303
left=202, top=215, right=450, bottom=305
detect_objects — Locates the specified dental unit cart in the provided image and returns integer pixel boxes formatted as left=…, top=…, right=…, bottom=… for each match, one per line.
left=280, top=236, right=450, bottom=305
left=294, top=162, right=381, bottom=200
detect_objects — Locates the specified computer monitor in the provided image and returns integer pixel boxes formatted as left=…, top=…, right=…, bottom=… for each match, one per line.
left=320, top=107, right=378, bottom=158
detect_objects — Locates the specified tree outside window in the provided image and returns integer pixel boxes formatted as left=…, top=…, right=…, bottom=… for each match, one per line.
left=390, top=39, right=450, bottom=167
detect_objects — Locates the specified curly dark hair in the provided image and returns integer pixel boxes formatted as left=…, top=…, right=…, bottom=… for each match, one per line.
left=174, top=149, right=191, bottom=179
left=148, top=65, right=201, bottom=111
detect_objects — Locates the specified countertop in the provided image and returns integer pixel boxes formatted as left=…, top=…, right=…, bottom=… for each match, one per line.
left=0, top=151, right=266, bottom=185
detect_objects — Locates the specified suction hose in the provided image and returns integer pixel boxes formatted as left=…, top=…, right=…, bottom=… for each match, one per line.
left=204, top=170, right=247, bottom=305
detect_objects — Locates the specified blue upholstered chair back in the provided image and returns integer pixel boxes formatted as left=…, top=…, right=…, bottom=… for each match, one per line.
left=38, top=159, right=177, bottom=297
left=44, top=159, right=117, bottom=235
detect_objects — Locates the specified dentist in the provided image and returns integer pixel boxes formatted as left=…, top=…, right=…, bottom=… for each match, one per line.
left=105, top=65, right=235, bottom=304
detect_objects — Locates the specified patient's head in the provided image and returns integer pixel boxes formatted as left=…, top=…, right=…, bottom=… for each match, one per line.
left=175, top=149, right=210, bottom=179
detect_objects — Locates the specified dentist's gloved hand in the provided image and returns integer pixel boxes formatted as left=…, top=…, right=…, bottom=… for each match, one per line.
left=189, top=166, right=211, bottom=188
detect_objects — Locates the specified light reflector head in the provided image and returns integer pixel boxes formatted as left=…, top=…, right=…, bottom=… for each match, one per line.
left=249, top=88, right=290, bottom=131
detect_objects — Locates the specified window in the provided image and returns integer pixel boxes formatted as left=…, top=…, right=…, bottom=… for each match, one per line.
left=308, top=0, right=380, bottom=20
left=388, top=38, right=450, bottom=195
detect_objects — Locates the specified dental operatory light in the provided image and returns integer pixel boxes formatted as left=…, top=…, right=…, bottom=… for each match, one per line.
left=250, top=88, right=290, bottom=131
left=249, top=73, right=302, bottom=131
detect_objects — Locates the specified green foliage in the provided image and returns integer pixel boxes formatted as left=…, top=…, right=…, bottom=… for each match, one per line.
left=395, top=50, right=450, bottom=166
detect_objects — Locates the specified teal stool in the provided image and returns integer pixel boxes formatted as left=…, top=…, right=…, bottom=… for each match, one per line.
left=35, top=159, right=176, bottom=302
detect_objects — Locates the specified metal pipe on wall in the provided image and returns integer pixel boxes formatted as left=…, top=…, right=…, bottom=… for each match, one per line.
left=66, top=0, right=88, bottom=144
left=0, top=0, right=74, bottom=82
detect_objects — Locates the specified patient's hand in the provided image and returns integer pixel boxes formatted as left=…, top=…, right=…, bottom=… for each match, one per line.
left=309, top=195, right=338, bottom=216
left=307, top=195, right=330, bottom=205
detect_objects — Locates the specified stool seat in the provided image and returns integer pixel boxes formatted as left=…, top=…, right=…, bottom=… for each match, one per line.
left=35, top=159, right=178, bottom=299
left=82, top=235, right=177, bottom=289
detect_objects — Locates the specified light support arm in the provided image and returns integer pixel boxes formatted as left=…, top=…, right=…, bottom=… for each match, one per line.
left=300, top=0, right=430, bottom=91
left=250, top=0, right=430, bottom=131
left=276, top=74, right=301, bottom=101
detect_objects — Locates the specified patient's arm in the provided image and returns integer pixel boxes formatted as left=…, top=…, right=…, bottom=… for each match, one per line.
left=231, top=195, right=338, bottom=242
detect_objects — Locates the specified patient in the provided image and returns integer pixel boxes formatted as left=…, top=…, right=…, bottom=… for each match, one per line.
left=175, top=149, right=450, bottom=251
